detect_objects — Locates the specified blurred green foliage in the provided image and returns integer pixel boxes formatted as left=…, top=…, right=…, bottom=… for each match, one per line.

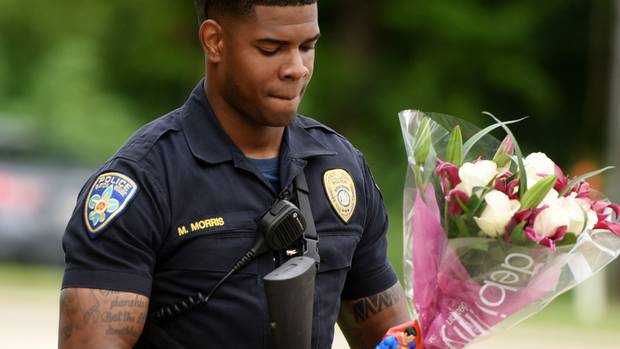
left=0, top=1, right=614, bottom=275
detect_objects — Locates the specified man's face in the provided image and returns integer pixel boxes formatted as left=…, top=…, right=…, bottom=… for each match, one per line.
left=217, top=4, right=319, bottom=127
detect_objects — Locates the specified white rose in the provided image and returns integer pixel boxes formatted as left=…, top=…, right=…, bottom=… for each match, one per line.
left=540, top=189, right=560, bottom=207
left=524, top=152, right=556, bottom=188
left=557, top=193, right=597, bottom=235
left=456, top=160, right=498, bottom=196
left=533, top=203, right=570, bottom=237
left=474, top=190, right=521, bottom=237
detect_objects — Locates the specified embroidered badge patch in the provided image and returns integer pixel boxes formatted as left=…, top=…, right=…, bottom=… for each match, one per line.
left=323, top=169, right=356, bottom=223
left=84, top=172, right=138, bottom=236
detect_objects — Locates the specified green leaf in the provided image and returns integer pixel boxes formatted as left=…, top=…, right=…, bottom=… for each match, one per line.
left=470, top=242, right=489, bottom=252
left=446, top=125, right=463, bottom=165
left=464, top=194, right=481, bottom=217
left=456, top=195, right=472, bottom=216
left=414, top=166, right=426, bottom=191
left=413, top=117, right=432, bottom=165
left=558, top=166, right=615, bottom=196
left=520, top=175, right=557, bottom=209
left=455, top=216, right=471, bottom=238
left=557, top=233, right=578, bottom=247
left=483, top=112, right=528, bottom=197
left=510, top=221, right=527, bottom=244
left=467, top=177, right=498, bottom=217
left=462, top=116, right=528, bottom=161
left=492, top=136, right=514, bottom=168
left=447, top=218, right=459, bottom=239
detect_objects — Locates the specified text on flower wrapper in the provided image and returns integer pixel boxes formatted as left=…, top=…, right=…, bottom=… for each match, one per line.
left=439, top=253, right=543, bottom=349
left=476, top=253, right=543, bottom=315
left=435, top=302, right=490, bottom=349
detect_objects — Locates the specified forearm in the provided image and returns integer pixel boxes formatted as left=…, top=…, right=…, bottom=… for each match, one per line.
left=338, top=282, right=411, bottom=349
left=59, top=288, right=149, bottom=349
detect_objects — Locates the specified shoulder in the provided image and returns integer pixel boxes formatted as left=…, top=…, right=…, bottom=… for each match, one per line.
left=295, top=114, right=382, bottom=200
left=296, top=114, right=364, bottom=161
left=81, top=108, right=186, bottom=202
left=113, top=108, right=184, bottom=164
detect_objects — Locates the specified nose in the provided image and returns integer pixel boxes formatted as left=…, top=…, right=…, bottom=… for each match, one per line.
left=280, top=50, right=310, bottom=81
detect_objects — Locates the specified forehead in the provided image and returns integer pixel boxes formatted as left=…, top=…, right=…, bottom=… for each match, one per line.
left=231, top=4, right=319, bottom=39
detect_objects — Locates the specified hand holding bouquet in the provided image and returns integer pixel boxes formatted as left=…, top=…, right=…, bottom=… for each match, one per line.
left=381, top=111, right=620, bottom=349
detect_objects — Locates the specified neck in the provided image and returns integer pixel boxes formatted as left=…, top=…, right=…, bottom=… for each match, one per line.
left=205, top=80, right=284, bottom=159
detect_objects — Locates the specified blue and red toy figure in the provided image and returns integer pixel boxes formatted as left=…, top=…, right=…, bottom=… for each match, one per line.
left=375, top=320, right=423, bottom=349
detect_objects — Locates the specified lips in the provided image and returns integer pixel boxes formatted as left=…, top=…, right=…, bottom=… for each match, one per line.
left=270, top=94, right=299, bottom=101
left=269, top=86, right=305, bottom=101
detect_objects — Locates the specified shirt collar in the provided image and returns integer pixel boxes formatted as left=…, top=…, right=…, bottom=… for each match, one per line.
left=181, top=80, right=336, bottom=165
left=283, top=118, right=337, bottom=159
left=181, top=80, right=235, bottom=164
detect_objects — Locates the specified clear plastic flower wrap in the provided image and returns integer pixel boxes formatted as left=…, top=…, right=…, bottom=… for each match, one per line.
left=396, top=110, right=620, bottom=349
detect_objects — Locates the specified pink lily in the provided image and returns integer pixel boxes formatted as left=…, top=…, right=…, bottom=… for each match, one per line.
left=592, top=200, right=620, bottom=237
left=505, top=206, right=568, bottom=250
left=525, top=225, right=568, bottom=251
left=553, top=165, right=569, bottom=194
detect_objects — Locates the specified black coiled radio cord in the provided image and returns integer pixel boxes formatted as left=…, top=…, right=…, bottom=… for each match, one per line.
left=152, top=249, right=257, bottom=320
left=151, top=198, right=305, bottom=321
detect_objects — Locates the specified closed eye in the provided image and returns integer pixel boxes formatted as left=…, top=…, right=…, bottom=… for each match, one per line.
left=300, top=44, right=316, bottom=52
left=258, top=47, right=279, bottom=56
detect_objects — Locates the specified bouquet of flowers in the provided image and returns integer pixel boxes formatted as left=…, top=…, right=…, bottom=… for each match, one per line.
left=382, top=110, right=620, bottom=349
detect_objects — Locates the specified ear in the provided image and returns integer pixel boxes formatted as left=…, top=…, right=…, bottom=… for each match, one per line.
left=199, top=19, right=224, bottom=63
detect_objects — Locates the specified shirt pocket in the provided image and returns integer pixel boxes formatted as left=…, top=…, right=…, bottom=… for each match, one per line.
left=164, top=210, right=259, bottom=274
left=317, top=231, right=360, bottom=272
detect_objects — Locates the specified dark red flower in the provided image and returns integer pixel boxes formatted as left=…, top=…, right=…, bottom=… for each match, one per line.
left=447, top=189, right=469, bottom=215
left=494, top=171, right=518, bottom=200
left=436, top=159, right=461, bottom=194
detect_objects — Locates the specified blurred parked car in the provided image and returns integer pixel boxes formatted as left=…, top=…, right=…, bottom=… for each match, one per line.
left=0, top=161, right=90, bottom=264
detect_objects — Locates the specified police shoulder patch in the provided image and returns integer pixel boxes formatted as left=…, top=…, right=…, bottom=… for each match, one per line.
left=84, top=172, right=139, bottom=237
left=323, top=169, right=356, bottom=224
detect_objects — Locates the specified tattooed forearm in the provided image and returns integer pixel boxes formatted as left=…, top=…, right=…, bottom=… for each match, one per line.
left=59, top=290, right=78, bottom=345
left=110, top=295, right=147, bottom=309
left=350, top=284, right=404, bottom=322
left=58, top=288, right=149, bottom=349
left=105, top=325, right=143, bottom=337
left=338, top=283, right=411, bottom=349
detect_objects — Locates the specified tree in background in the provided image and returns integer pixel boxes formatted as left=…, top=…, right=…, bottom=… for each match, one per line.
left=0, top=0, right=616, bottom=282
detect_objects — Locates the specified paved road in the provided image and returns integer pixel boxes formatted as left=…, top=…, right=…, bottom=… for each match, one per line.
left=0, top=286, right=59, bottom=348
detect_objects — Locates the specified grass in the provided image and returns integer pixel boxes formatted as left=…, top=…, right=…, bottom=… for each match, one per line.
left=0, top=262, right=63, bottom=290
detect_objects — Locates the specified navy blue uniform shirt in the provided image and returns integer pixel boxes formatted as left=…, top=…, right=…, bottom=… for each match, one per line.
left=62, top=81, right=397, bottom=348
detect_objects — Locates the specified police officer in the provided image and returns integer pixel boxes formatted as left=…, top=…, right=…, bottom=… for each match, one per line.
left=58, top=1, right=410, bottom=348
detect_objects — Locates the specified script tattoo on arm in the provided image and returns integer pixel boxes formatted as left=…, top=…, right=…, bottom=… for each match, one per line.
left=58, top=288, right=149, bottom=349
left=337, top=283, right=411, bottom=349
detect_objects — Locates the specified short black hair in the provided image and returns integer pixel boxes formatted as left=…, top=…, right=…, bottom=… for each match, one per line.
left=194, top=0, right=317, bottom=22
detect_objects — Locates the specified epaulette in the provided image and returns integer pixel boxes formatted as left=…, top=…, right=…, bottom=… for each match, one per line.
left=115, top=109, right=182, bottom=163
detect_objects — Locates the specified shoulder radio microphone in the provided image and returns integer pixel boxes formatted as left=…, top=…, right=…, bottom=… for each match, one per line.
left=152, top=198, right=306, bottom=320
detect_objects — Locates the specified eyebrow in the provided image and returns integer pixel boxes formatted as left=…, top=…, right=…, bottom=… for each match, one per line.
left=256, top=33, right=321, bottom=46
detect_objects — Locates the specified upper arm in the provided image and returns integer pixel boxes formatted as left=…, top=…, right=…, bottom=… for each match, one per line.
left=63, top=161, right=168, bottom=296
left=337, top=282, right=411, bottom=349
left=341, top=156, right=397, bottom=300
left=58, top=288, right=149, bottom=349
left=337, top=157, right=410, bottom=349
